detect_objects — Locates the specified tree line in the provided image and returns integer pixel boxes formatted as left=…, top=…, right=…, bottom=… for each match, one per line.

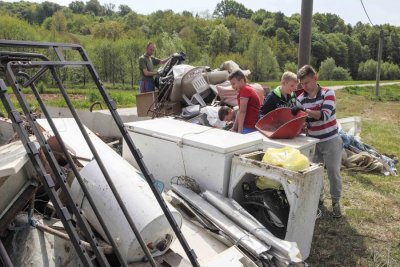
left=1, top=0, right=400, bottom=88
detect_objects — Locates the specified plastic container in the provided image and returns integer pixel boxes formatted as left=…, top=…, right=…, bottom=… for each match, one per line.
left=228, top=151, right=323, bottom=259
left=256, top=107, right=307, bottom=139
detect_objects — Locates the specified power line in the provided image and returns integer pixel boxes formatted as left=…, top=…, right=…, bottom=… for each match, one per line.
left=360, top=0, right=374, bottom=26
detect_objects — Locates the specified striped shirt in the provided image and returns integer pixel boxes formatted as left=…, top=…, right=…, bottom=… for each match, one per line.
left=298, top=86, right=338, bottom=141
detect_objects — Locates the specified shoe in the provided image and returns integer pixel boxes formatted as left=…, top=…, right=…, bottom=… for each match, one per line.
left=332, top=202, right=342, bottom=218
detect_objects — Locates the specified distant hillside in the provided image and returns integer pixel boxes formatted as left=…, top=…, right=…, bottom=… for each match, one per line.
left=1, top=0, right=400, bottom=85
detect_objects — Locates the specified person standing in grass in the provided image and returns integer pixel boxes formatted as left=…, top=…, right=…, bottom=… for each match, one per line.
left=138, top=42, right=170, bottom=93
left=293, top=65, right=344, bottom=218
left=228, top=70, right=261, bottom=134
left=259, top=71, right=298, bottom=119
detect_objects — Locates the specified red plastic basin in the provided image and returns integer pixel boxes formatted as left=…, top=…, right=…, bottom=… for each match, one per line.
left=256, top=107, right=307, bottom=139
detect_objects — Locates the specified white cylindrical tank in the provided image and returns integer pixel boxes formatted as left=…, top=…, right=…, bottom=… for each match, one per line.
left=70, top=155, right=182, bottom=263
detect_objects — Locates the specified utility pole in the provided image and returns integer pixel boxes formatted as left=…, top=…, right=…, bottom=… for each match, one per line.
left=298, top=0, right=313, bottom=69
left=375, top=29, right=383, bottom=97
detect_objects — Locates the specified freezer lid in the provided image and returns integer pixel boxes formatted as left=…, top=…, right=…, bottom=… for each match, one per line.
left=124, top=117, right=211, bottom=141
left=182, top=128, right=263, bottom=153
left=248, top=131, right=319, bottom=148
left=0, top=141, right=30, bottom=177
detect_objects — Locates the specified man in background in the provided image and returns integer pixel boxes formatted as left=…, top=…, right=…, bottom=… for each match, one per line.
left=138, top=42, right=170, bottom=93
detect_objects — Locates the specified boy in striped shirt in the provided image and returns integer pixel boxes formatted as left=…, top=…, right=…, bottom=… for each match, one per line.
left=293, top=65, right=343, bottom=218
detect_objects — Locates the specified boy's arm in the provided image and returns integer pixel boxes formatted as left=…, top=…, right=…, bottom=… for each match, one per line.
left=237, top=97, right=249, bottom=134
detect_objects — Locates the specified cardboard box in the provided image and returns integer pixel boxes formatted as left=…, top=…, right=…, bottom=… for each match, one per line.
left=136, top=92, right=158, bottom=117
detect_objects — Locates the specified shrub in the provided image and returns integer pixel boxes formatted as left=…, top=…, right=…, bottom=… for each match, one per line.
left=331, top=67, right=352, bottom=81
left=318, top=57, right=336, bottom=80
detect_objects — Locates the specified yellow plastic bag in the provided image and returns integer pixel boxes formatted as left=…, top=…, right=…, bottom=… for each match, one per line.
left=256, top=176, right=283, bottom=190
left=262, top=146, right=309, bottom=171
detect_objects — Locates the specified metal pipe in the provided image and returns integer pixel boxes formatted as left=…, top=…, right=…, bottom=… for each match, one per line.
left=0, top=238, right=13, bottom=267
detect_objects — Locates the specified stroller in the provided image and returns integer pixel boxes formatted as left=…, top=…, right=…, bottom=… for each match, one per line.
left=155, top=52, right=186, bottom=102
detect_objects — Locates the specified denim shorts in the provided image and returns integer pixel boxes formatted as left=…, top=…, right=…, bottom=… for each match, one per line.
left=139, top=79, right=155, bottom=93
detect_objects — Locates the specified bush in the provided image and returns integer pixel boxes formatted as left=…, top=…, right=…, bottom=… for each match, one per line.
left=358, top=59, right=377, bottom=80
left=318, top=57, right=336, bottom=80
left=331, top=67, right=352, bottom=80
left=283, top=62, right=297, bottom=73
left=381, top=62, right=400, bottom=80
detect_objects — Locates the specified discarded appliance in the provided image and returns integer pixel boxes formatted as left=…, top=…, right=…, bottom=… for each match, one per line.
left=248, top=131, right=319, bottom=160
left=256, top=107, right=308, bottom=139
left=228, top=151, right=323, bottom=259
left=123, top=117, right=263, bottom=195
left=37, top=118, right=182, bottom=263
left=0, top=141, right=38, bottom=235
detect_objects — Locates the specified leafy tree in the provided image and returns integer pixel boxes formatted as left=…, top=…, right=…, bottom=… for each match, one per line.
left=123, top=11, right=143, bottom=30
left=209, top=24, right=230, bottom=56
left=182, top=40, right=201, bottom=63
left=250, top=9, right=272, bottom=25
left=67, top=14, right=93, bottom=34
left=103, top=3, right=115, bottom=17
left=313, top=13, right=348, bottom=34
left=258, top=18, right=275, bottom=37
left=222, top=15, right=257, bottom=53
left=245, top=35, right=280, bottom=81
left=213, top=0, right=252, bottom=19
left=157, top=32, right=185, bottom=58
left=212, top=52, right=249, bottom=70
left=85, top=0, right=103, bottom=16
left=69, top=1, right=85, bottom=14
left=270, top=28, right=297, bottom=69
left=119, top=38, right=145, bottom=88
left=51, top=11, right=67, bottom=32
left=92, top=21, right=124, bottom=41
left=36, top=1, right=62, bottom=24
left=118, top=5, right=132, bottom=17
left=0, top=14, right=38, bottom=40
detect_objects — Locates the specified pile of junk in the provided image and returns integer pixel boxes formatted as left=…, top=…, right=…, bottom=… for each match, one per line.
left=139, top=51, right=267, bottom=129
left=0, top=40, right=319, bottom=267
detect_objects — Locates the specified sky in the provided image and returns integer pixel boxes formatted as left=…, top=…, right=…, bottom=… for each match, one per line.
left=6, top=0, right=400, bottom=26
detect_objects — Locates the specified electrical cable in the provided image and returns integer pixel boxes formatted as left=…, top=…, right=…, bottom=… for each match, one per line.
left=360, top=0, right=375, bottom=26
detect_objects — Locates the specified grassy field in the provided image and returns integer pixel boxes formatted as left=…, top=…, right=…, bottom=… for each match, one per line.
left=0, top=81, right=399, bottom=266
